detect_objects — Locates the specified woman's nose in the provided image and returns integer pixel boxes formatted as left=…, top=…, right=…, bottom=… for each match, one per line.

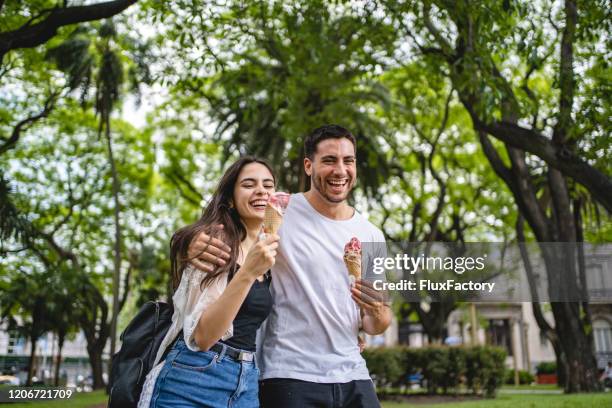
left=255, top=184, right=268, bottom=196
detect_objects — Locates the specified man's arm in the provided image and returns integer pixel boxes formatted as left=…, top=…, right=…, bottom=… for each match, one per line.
left=351, top=279, right=391, bottom=335
left=187, top=224, right=232, bottom=272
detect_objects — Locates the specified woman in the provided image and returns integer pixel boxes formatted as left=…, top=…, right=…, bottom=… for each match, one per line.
left=138, top=156, right=279, bottom=408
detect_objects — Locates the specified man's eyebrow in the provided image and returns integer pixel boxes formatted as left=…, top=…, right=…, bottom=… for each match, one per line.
left=320, top=155, right=355, bottom=160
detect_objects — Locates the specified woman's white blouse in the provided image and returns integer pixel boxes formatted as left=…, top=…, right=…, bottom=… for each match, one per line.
left=137, top=265, right=232, bottom=407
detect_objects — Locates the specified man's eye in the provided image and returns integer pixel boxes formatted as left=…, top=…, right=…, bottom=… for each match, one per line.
left=243, top=184, right=254, bottom=188
left=264, top=185, right=274, bottom=189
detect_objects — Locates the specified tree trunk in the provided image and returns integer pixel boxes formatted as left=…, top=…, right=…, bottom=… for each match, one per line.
left=54, top=333, right=65, bottom=387
left=104, top=113, right=122, bottom=377
left=87, top=343, right=106, bottom=390
left=477, top=129, right=600, bottom=392
left=26, top=334, right=38, bottom=386
left=549, top=302, right=599, bottom=391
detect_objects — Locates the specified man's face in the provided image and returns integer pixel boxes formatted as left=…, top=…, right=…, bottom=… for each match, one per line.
left=304, top=137, right=356, bottom=203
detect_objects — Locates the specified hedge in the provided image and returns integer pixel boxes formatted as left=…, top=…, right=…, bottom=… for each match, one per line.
left=362, top=345, right=507, bottom=397
left=504, top=368, right=535, bottom=385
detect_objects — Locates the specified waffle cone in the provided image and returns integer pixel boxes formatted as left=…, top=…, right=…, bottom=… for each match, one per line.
left=344, top=253, right=362, bottom=282
left=263, top=205, right=283, bottom=234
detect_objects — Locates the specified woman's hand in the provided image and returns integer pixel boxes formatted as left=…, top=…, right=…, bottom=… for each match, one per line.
left=240, top=233, right=280, bottom=280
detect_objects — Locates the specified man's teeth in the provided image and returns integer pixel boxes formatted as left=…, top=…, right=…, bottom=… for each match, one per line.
left=328, top=180, right=347, bottom=186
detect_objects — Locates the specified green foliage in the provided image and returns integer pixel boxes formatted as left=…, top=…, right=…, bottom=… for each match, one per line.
left=536, top=361, right=557, bottom=375
left=152, top=0, right=398, bottom=194
left=504, top=369, right=535, bottom=385
left=362, top=347, right=406, bottom=387
left=363, top=345, right=506, bottom=397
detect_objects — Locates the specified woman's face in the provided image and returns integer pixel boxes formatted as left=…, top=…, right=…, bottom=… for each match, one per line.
left=232, top=163, right=276, bottom=224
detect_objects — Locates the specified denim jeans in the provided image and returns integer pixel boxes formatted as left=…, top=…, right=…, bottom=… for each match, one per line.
left=150, top=338, right=260, bottom=408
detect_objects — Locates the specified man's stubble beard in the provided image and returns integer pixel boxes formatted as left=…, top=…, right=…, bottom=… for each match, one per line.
left=310, top=167, right=353, bottom=204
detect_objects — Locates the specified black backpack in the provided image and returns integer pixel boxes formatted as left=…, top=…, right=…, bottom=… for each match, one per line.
left=108, top=301, right=175, bottom=408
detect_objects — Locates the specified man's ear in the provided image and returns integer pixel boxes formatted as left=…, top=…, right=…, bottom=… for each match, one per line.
left=304, top=157, right=312, bottom=176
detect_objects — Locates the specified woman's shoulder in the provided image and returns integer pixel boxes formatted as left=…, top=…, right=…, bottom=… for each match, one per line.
left=179, top=264, right=229, bottom=288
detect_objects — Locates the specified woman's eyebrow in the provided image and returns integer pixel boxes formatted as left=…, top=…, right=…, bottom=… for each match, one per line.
left=239, top=177, right=275, bottom=183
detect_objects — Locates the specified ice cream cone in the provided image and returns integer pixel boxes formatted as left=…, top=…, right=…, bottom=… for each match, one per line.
left=344, top=254, right=362, bottom=283
left=343, top=237, right=362, bottom=284
left=263, top=205, right=283, bottom=234
left=262, top=192, right=290, bottom=235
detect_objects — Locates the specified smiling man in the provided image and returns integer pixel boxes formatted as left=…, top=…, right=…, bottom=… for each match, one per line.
left=188, top=124, right=391, bottom=407
left=256, top=124, right=390, bottom=407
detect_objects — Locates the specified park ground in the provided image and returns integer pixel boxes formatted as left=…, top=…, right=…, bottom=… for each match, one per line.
left=2, top=387, right=612, bottom=408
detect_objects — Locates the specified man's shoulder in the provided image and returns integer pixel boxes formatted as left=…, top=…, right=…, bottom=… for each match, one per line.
left=352, top=210, right=385, bottom=243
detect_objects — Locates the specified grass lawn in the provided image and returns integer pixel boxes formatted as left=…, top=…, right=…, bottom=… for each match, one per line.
left=381, top=392, right=612, bottom=408
left=500, top=384, right=561, bottom=391
left=2, top=389, right=611, bottom=408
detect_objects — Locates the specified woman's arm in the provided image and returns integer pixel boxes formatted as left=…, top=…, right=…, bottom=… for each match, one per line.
left=193, top=272, right=256, bottom=350
left=192, top=234, right=279, bottom=350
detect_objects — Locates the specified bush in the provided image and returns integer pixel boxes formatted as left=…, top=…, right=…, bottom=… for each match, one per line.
left=362, top=345, right=507, bottom=397
left=361, top=347, right=405, bottom=389
left=536, top=361, right=557, bottom=375
left=504, top=369, right=535, bottom=385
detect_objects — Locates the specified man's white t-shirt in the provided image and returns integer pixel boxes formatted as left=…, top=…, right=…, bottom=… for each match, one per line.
left=258, top=193, right=386, bottom=383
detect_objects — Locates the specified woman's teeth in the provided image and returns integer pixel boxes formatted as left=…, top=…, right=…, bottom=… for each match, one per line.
left=250, top=200, right=267, bottom=209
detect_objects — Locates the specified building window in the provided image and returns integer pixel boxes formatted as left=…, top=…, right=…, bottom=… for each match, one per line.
left=593, top=319, right=612, bottom=352
left=486, top=319, right=512, bottom=356
left=7, top=330, right=24, bottom=355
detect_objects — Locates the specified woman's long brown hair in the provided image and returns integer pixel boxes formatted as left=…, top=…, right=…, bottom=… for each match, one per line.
left=170, top=156, right=275, bottom=290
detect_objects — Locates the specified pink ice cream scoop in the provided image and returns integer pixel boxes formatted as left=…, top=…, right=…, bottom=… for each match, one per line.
left=267, top=192, right=291, bottom=214
left=343, top=237, right=362, bottom=283
left=263, top=192, right=291, bottom=234
left=344, top=237, right=361, bottom=254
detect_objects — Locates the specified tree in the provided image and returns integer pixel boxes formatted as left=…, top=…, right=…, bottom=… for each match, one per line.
left=154, top=0, right=397, bottom=193
left=0, top=267, right=56, bottom=385
left=0, top=103, right=156, bottom=388
left=378, top=62, right=517, bottom=343
left=0, top=0, right=138, bottom=63
left=388, top=0, right=610, bottom=392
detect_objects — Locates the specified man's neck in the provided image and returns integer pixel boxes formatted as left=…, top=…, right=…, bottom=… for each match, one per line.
left=304, top=190, right=354, bottom=220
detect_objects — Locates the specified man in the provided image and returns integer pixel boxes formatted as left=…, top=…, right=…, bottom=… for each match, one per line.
left=189, top=124, right=391, bottom=407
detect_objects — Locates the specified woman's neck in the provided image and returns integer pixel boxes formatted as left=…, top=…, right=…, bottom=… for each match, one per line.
left=240, top=219, right=262, bottom=256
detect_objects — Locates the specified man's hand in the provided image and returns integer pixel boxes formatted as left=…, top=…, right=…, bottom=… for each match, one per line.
left=188, top=224, right=232, bottom=273
left=351, top=279, right=391, bottom=335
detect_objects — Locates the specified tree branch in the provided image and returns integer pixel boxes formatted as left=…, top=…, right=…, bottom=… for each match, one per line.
left=0, top=0, right=138, bottom=62
left=476, top=120, right=612, bottom=213
left=165, top=170, right=203, bottom=207
left=422, top=3, right=453, bottom=57
left=553, top=0, right=577, bottom=145
left=0, top=92, right=58, bottom=155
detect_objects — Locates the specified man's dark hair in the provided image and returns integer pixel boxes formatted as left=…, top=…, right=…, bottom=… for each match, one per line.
left=304, top=124, right=356, bottom=159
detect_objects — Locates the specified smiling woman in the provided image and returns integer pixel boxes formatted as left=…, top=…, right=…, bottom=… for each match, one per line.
left=136, top=156, right=280, bottom=408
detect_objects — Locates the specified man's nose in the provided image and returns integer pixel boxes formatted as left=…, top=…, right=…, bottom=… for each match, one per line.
left=333, top=161, right=347, bottom=175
